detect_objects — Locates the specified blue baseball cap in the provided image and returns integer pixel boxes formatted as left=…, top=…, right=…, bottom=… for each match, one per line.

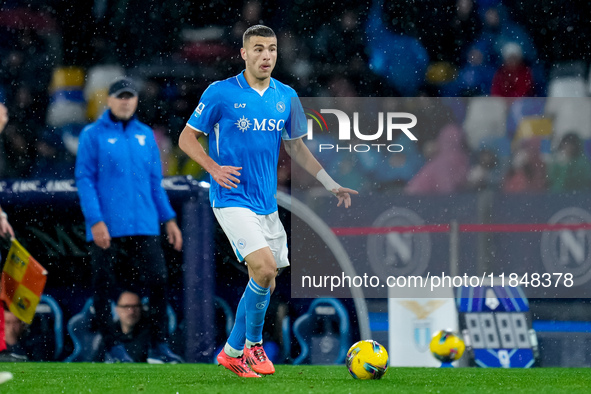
left=108, top=77, right=138, bottom=97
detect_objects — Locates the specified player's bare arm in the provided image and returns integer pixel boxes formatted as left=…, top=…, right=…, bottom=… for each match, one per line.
left=0, top=103, right=8, bottom=133
left=178, top=125, right=242, bottom=189
left=284, top=138, right=358, bottom=208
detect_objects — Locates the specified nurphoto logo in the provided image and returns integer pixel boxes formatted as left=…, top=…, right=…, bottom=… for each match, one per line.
left=304, top=102, right=418, bottom=153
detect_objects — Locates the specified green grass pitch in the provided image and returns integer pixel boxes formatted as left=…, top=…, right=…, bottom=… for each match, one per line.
left=1, top=363, right=591, bottom=393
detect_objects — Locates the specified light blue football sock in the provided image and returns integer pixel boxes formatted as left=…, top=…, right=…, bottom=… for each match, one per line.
left=244, top=278, right=271, bottom=344
left=226, top=292, right=247, bottom=355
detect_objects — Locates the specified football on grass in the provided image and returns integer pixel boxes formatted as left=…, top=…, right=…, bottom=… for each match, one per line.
left=346, top=340, right=388, bottom=380
left=429, top=330, right=465, bottom=363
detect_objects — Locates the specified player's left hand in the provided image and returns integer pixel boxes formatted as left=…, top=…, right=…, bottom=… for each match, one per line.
left=331, top=187, right=358, bottom=208
left=166, top=219, right=183, bottom=251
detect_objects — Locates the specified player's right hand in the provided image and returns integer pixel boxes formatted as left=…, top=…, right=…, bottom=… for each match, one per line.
left=212, top=166, right=242, bottom=189
left=0, top=216, right=14, bottom=239
left=91, top=221, right=111, bottom=249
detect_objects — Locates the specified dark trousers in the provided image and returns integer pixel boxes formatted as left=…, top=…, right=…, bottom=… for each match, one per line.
left=90, top=235, right=168, bottom=349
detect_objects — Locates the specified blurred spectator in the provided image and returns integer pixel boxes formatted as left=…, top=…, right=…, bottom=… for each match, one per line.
left=548, top=133, right=591, bottom=193
left=0, top=307, right=55, bottom=362
left=366, top=0, right=429, bottom=96
left=360, top=134, right=424, bottom=190
left=545, top=97, right=591, bottom=148
left=0, top=25, right=54, bottom=98
left=0, top=103, right=15, bottom=266
left=332, top=155, right=366, bottom=194
left=274, top=30, right=313, bottom=93
left=444, top=0, right=482, bottom=65
left=406, top=96, right=456, bottom=159
left=506, top=98, right=546, bottom=141
left=405, top=124, right=469, bottom=195
left=1, top=85, right=44, bottom=178
left=491, top=42, right=533, bottom=97
left=31, top=126, right=75, bottom=178
left=502, top=138, right=547, bottom=193
left=229, top=0, right=264, bottom=45
left=467, top=148, right=499, bottom=191
left=475, top=5, right=538, bottom=66
left=310, top=9, right=367, bottom=73
left=104, top=291, right=151, bottom=363
left=445, top=45, right=496, bottom=96
left=56, top=0, right=180, bottom=67
left=75, top=77, right=183, bottom=364
left=463, top=96, right=507, bottom=152
left=0, top=309, right=28, bottom=361
left=325, top=76, right=358, bottom=98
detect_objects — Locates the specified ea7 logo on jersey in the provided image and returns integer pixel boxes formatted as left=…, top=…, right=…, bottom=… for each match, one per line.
left=234, top=103, right=246, bottom=108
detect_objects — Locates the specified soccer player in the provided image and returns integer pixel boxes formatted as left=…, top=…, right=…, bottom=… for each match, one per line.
left=179, top=25, right=357, bottom=378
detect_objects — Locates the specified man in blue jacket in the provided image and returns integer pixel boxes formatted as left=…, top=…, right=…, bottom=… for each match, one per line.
left=75, top=77, right=183, bottom=363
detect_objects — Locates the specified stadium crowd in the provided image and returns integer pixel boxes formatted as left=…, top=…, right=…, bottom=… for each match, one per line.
left=1, top=0, right=590, bottom=196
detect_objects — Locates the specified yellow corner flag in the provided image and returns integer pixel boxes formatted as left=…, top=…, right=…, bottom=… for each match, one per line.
left=1, top=239, right=48, bottom=324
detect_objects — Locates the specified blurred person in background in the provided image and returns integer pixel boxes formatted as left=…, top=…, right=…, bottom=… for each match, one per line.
left=0, top=103, right=15, bottom=240
left=467, top=148, right=500, bottom=191
left=0, top=103, right=13, bottom=358
left=503, top=138, right=547, bottom=193
left=75, top=77, right=183, bottom=364
left=0, top=308, right=28, bottom=361
left=104, top=291, right=152, bottom=363
left=548, top=133, right=591, bottom=193
left=491, top=42, right=533, bottom=97
left=1, top=86, right=42, bottom=178
left=405, top=124, right=469, bottom=195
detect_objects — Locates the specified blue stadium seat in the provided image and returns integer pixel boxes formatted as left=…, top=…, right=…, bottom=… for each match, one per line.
left=64, top=298, right=102, bottom=362
left=141, top=297, right=178, bottom=335
left=281, top=315, right=292, bottom=362
left=292, top=298, right=350, bottom=365
left=214, top=296, right=234, bottom=339
left=30, top=294, right=64, bottom=360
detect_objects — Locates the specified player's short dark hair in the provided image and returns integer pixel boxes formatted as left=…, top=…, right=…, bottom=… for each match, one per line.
left=243, top=25, right=276, bottom=46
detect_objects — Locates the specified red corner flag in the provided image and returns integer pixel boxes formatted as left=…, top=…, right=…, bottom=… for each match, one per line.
left=1, top=239, right=47, bottom=324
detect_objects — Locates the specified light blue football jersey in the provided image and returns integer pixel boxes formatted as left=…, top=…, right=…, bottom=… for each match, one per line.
left=187, top=71, right=306, bottom=214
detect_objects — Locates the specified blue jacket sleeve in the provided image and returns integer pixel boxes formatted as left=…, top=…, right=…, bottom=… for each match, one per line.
left=149, top=131, right=176, bottom=223
left=75, top=126, right=104, bottom=227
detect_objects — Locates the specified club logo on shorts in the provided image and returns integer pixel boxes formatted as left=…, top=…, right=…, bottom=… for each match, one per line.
left=237, top=238, right=246, bottom=249
left=235, top=116, right=252, bottom=132
left=276, top=101, right=286, bottom=113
